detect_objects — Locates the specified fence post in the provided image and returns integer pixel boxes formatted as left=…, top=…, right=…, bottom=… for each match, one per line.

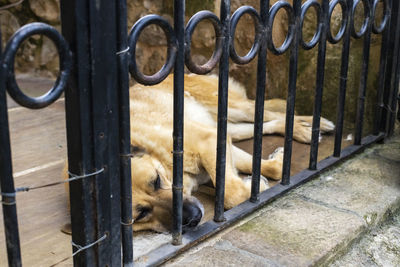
left=0, top=46, right=22, bottom=267
left=116, top=0, right=134, bottom=265
left=381, top=0, right=400, bottom=136
left=172, top=0, right=185, bottom=245
left=386, top=0, right=400, bottom=135
left=309, top=0, right=329, bottom=169
left=60, top=0, right=122, bottom=266
left=334, top=0, right=353, bottom=157
left=214, top=0, right=231, bottom=223
left=250, top=0, right=270, bottom=202
left=281, top=0, right=301, bottom=185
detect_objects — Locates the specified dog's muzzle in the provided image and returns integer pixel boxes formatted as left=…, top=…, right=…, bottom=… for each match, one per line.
left=182, top=197, right=204, bottom=231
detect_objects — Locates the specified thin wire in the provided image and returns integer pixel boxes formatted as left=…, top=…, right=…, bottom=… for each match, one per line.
left=49, top=234, right=108, bottom=267
left=116, top=46, right=130, bottom=55
left=1, top=191, right=17, bottom=206
left=1, top=168, right=104, bottom=206
left=0, top=192, right=16, bottom=197
left=383, top=104, right=395, bottom=113
left=14, top=168, right=104, bottom=193
left=71, top=234, right=107, bottom=257
left=120, top=153, right=135, bottom=158
left=121, top=218, right=135, bottom=226
left=1, top=198, right=16, bottom=206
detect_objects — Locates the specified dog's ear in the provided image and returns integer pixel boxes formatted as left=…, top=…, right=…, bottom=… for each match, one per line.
left=130, top=145, right=147, bottom=158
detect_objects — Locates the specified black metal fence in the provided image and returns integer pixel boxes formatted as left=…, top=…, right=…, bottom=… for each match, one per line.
left=0, top=0, right=399, bottom=266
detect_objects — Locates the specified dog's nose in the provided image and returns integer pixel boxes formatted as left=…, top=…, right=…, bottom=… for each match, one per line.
left=182, top=201, right=203, bottom=229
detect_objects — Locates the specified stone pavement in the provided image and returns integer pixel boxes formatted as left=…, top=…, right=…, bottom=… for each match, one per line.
left=164, top=129, right=400, bottom=266
left=331, top=211, right=400, bottom=267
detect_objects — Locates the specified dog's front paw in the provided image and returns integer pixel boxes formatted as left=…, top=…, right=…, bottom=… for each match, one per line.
left=320, top=117, right=335, bottom=133
left=293, top=121, right=316, bottom=143
left=260, top=176, right=269, bottom=191
left=268, top=146, right=284, bottom=160
left=243, top=175, right=269, bottom=193
left=293, top=116, right=335, bottom=143
left=262, top=147, right=284, bottom=180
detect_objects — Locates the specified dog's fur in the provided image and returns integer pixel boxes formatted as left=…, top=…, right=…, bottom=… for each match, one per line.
left=128, top=74, right=334, bottom=232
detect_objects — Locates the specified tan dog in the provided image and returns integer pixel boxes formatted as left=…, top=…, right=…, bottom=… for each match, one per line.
left=129, top=74, right=334, bottom=232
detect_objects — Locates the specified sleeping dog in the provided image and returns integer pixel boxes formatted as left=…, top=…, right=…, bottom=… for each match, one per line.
left=128, top=74, right=334, bottom=232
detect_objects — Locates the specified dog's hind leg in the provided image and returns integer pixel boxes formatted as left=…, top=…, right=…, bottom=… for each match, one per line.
left=227, top=121, right=287, bottom=142
left=227, top=98, right=335, bottom=143
left=193, top=128, right=253, bottom=209
left=228, top=99, right=286, bottom=123
left=227, top=117, right=327, bottom=144
left=293, top=115, right=335, bottom=133
left=232, top=145, right=283, bottom=181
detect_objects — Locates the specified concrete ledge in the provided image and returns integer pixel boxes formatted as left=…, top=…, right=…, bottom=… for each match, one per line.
left=331, top=211, right=400, bottom=266
left=165, top=132, right=400, bottom=266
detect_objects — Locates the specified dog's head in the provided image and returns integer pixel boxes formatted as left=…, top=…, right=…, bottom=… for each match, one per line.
left=130, top=146, right=204, bottom=232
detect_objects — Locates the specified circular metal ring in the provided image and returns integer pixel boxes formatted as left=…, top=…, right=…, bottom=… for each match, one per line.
left=267, top=1, right=295, bottom=55
left=300, top=0, right=322, bottom=50
left=2, top=22, right=72, bottom=109
left=230, top=6, right=262, bottom=65
left=351, top=0, right=371, bottom=39
left=185, top=10, right=223, bottom=74
left=128, top=15, right=177, bottom=85
left=371, top=0, right=390, bottom=34
left=327, top=0, right=348, bottom=44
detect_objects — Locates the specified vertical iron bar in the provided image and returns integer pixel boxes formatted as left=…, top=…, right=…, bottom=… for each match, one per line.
left=172, top=0, right=185, bottom=246
left=309, top=0, right=329, bottom=170
left=60, top=1, right=98, bottom=265
left=354, top=0, right=373, bottom=145
left=386, top=0, right=400, bottom=136
left=281, top=0, right=301, bottom=185
left=380, top=0, right=397, bottom=133
left=0, top=70, right=22, bottom=267
left=88, top=0, right=121, bottom=265
left=250, top=0, right=269, bottom=202
left=373, top=0, right=392, bottom=135
left=380, top=0, right=400, bottom=136
left=334, top=0, right=353, bottom=157
left=62, top=0, right=122, bottom=265
left=116, top=0, right=133, bottom=265
left=387, top=37, right=400, bottom=135
left=214, top=0, right=231, bottom=222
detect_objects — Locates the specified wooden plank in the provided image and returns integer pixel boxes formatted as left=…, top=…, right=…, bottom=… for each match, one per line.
left=0, top=162, right=72, bottom=267
left=2, top=83, right=70, bottom=266
left=8, top=100, right=67, bottom=174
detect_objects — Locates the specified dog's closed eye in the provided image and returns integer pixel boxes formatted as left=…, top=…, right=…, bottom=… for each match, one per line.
left=136, top=205, right=152, bottom=221
left=152, top=173, right=161, bottom=191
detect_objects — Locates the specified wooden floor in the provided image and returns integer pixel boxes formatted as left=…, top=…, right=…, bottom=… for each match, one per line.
left=0, top=77, right=354, bottom=266
left=0, top=100, right=72, bottom=266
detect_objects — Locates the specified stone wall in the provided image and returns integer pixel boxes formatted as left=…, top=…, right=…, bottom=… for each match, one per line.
left=0, top=0, right=60, bottom=77
left=0, top=0, right=385, bottom=134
